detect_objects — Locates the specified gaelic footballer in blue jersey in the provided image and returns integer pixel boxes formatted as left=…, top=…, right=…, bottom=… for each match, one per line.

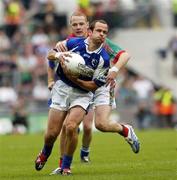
left=35, top=20, right=111, bottom=175
left=55, top=37, right=110, bottom=92
left=47, top=13, right=139, bottom=175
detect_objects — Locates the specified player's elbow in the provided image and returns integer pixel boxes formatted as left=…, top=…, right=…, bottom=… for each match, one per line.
left=90, top=83, right=99, bottom=92
left=91, top=86, right=98, bottom=92
left=123, top=52, right=131, bottom=62
left=85, top=85, right=98, bottom=92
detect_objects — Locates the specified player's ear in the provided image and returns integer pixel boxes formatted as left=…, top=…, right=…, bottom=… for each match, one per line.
left=88, top=29, right=92, bottom=36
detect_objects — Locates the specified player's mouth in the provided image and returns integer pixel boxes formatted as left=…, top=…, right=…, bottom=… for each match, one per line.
left=76, top=31, right=84, bottom=36
left=97, top=37, right=104, bottom=42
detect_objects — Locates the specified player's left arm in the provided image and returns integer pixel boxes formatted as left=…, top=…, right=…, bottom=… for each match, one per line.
left=107, top=51, right=130, bottom=85
left=74, top=79, right=99, bottom=92
left=75, top=68, right=109, bottom=92
left=105, top=38, right=130, bottom=87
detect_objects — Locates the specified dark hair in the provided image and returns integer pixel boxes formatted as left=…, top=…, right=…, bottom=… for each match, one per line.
left=89, top=20, right=108, bottom=31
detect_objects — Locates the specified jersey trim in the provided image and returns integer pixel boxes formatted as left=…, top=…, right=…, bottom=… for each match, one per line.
left=112, top=50, right=125, bottom=64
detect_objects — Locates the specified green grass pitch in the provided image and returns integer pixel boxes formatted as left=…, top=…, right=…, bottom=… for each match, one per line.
left=0, top=130, right=177, bottom=180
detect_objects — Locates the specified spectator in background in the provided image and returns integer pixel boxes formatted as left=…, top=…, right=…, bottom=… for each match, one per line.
left=31, top=26, right=49, bottom=54
left=32, top=0, right=67, bottom=32
left=20, top=0, right=33, bottom=10
left=33, top=52, right=48, bottom=82
left=132, top=75, right=154, bottom=104
left=116, top=74, right=136, bottom=107
left=10, top=30, right=26, bottom=54
left=132, top=75, right=154, bottom=129
left=11, top=95, right=29, bottom=134
left=0, top=79, right=18, bottom=104
left=77, top=0, right=94, bottom=20
left=4, top=0, right=24, bottom=38
left=154, top=87, right=176, bottom=128
left=0, top=27, right=10, bottom=52
left=32, top=79, right=49, bottom=102
left=135, top=101, right=153, bottom=130
left=0, top=52, right=18, bottom=87
left=17, top=43, right=37, bottom=86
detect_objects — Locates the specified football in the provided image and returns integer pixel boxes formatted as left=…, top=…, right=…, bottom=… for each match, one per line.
left=64, top=52, right=85, bottom=75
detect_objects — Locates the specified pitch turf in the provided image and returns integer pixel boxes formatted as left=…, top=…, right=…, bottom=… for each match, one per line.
left=0, top=130, right=177, bottom=180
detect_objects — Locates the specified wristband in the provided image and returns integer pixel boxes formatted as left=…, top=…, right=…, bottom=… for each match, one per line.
left=109, top=66, right=119, bottom=73
left=48, top=78, right=54, bottom=83
left=55, top=52, right=62, bottom=59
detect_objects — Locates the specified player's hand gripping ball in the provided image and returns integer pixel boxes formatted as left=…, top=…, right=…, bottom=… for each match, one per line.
left=64, top=52, right=85, bottom=76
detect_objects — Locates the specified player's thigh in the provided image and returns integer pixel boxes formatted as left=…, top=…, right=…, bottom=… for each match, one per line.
left=83, top=109, right=94, bottom=129
left=64, top=106, right=86, bottom=129
left=47, top=108, right=67, bottom=133
left=94, top=105, right=112, bottom=123
left=50, top=80, right=71, bottom=111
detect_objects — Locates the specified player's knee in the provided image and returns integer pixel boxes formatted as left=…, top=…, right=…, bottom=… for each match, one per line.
left=95, top=121, right=107, bottom=132
left=83, top=124, right=92, bottom=135
left=65, top=122, right=77, bottom=136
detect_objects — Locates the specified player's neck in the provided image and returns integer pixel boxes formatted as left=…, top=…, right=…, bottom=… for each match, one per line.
left=88, top=38, right=102, bottom=51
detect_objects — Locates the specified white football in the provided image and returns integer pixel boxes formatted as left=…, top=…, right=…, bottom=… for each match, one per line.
left=64, top=52, right=85, bottom=75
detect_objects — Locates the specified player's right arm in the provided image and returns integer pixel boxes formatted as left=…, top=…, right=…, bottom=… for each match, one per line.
left=47, top=40, right=68, bottom=60
left=47, top=40, right=67, bottom=90
left=47, top=38, right=80, bottom=62
left=47, top=65, right=55, bottom=90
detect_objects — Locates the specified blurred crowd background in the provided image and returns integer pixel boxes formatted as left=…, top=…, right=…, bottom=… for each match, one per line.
left=0, top=0, right=177, bottom=134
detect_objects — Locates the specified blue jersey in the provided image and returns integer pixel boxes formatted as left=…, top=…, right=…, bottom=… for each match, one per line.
left=50, top=37, right=110, bottom=92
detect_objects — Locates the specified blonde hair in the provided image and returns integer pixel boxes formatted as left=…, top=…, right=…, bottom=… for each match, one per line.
left=70, top=11, right=88, bottom=24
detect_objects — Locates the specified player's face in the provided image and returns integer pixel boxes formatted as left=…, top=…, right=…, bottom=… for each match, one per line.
left=70, top=16, right=88, bottom=37
left=90, top=22, right=108, bottom=44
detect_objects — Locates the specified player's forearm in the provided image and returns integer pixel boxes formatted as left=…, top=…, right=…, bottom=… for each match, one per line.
left=75, top=79, right=98, bottom=92
left=48, top=40, right=67, bottom=60
left=110, top=52, right=130, bottom=75
left=114, top=52, right=130, bottom=71
left=47, top=66, right=55, bottom=83
left=106, top=52, right=130, bottom=87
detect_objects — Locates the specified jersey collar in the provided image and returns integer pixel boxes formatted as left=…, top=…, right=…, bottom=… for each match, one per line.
left=84, top=38, right=103, bottom=54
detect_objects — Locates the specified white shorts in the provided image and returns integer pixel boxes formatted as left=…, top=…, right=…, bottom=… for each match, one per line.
left=50, top=80, right=93, bottom=111
left=93, top=85, right=116, bottom=109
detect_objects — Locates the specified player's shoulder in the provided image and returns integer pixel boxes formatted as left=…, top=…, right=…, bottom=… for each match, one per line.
left=100, top=48, right=110, bottom=60
left=67, top=37, right=85, bottom=49
left=67, top=37, right=85, bottom=44
left=99, top=48, right=110, bottom=68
